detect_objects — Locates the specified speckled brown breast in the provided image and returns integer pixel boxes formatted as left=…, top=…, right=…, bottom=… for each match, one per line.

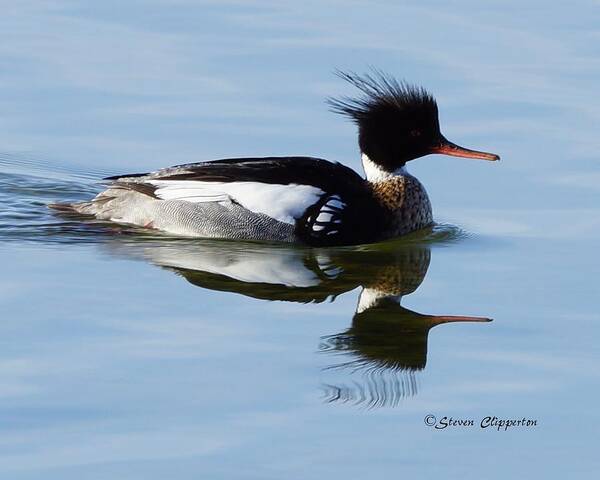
left=366, top=247, right=431, bottom=295
left=369, top=173, right=433, bottom=238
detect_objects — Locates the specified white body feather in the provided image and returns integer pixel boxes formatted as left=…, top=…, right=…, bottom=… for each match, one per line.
left=149, top=180, right=324, bottom=225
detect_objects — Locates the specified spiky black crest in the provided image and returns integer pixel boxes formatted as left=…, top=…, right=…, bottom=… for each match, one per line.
left=328, top=70, right=442, bottom=170
left=327, top=70, right=438, bottom=124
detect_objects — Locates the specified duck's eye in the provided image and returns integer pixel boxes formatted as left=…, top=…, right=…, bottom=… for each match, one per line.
left=410, top=129, right=422, bottom=137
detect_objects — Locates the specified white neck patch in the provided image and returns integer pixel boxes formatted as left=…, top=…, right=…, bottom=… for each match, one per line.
left=361, top=153, right=407, bottom=182
left=357, top=287, right=402, bottom=314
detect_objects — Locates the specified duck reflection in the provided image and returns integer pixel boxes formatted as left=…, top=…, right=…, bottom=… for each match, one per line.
left=320, top=295, right=489, bottom=407
left=106, top=235, right=490, bottom=407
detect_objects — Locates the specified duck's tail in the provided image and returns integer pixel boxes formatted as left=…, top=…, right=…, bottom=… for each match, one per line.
left=48, top=184, right=152, bottom=219
left=48, top=200, right=99, bottom=216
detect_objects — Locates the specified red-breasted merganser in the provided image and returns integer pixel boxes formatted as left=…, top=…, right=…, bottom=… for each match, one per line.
left=51, top=71, right=499, bottom=246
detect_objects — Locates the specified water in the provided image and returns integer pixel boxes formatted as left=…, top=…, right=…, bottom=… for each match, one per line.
left=2, top=1, right=600, bottom=478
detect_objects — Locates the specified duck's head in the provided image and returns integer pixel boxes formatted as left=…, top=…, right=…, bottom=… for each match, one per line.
left=328, top=70, right=500, bottom=178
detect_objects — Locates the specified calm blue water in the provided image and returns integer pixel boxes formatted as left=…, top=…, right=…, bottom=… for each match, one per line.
left=1, top=1, right=600, bottom=478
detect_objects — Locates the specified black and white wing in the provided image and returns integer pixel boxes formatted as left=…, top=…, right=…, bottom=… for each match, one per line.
left=107, top=157, right=383, bottom=245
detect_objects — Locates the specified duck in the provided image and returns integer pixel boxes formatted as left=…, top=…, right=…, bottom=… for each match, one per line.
left=51, top=71, right=499, bottom=246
